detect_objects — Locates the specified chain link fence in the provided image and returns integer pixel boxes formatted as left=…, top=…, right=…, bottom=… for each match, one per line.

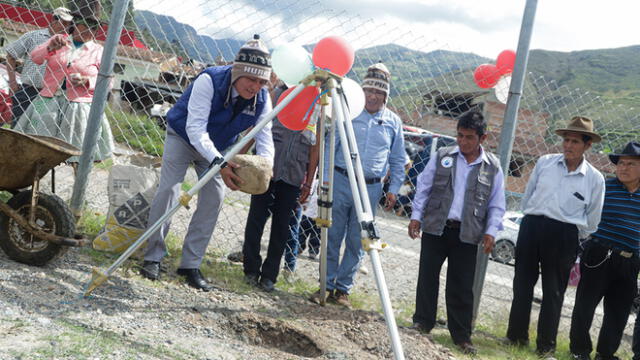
left=1, top=0, right=639, bottom=352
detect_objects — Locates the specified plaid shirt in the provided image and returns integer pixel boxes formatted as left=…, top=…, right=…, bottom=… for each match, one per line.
left=4, top=28, right=51, bottom=88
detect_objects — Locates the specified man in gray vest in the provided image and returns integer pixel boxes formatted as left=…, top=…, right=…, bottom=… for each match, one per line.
left=408, top=110, right=506, bottom=355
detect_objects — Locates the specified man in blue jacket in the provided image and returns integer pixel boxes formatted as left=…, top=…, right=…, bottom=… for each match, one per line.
left=140, top=35, right=274, bottom=291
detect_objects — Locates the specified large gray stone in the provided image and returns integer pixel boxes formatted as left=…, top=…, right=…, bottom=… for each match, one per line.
left=231, top=154, right=272, bottom=195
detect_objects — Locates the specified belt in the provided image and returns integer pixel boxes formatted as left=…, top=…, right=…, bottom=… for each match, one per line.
left=592, top=239, right=637, bottom=259
left=445, top=219, right=461, bottom=229
left=334, top=167, right=381, bottom=185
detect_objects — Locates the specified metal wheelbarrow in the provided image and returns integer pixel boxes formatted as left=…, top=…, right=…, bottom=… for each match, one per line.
left=0, top=128, right=87, bottom=266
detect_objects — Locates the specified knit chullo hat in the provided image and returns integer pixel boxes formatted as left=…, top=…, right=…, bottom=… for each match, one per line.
left=231, top=34, right=272, bottom=85
left=362, top=61, right=391, bottom=99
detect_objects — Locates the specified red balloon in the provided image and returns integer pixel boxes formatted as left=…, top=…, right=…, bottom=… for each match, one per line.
left=276, top=86, right=320, bottom=131
left=496, top=49, right=516, bottom=75
left=312, top=36, right=354, bottom=76
left=473, top=64, right=501, bottom=89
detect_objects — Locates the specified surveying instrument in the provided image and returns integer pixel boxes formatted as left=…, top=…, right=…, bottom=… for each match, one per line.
left=84, top=68, right=406, bottom=359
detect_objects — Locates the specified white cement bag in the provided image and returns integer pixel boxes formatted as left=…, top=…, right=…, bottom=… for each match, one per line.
left=93, top=164, right=160, bottom=253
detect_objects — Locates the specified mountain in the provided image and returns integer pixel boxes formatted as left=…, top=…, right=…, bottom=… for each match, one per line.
left=349, top=45, right=490, bottom=97
left=526, top=46, right=640, bottom=108
left=134, top=10, right=244, bottom=63
left=134, top=10, right=640, bottom=115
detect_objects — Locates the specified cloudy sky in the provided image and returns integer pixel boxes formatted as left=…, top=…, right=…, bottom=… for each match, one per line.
left=134, top=0, right=638, bottom=58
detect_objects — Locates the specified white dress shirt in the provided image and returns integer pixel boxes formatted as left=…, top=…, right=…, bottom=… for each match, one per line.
left=184, top=73, right=274, bottom=163
left=521, top=153, right=605, bottom=239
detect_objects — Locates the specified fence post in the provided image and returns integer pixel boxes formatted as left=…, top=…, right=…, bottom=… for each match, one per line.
left=472, top=0, right=539, bottom=327
left=70, top=0, right=132, bottom=217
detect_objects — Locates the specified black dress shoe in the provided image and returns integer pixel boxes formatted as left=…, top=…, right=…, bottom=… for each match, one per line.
left=456, top=341, right=477, bottom=355
left=244, top=273, right=259, bottom=286
left=177, top=268, right=213, bottom=291
left=140, top=261, right=160, bottom=280
left=259, top=277, right=275, bottom=292
left=409, top=322, right=432, bottom=334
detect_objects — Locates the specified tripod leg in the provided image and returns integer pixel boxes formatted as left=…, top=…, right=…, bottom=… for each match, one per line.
left=324, top=81, right=405, bottom=360
left=317, top=92, right=336, bottom=305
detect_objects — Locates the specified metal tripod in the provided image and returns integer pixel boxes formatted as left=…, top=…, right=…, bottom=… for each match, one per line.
left=82, top=68, right=405, bottom=360
left=315, top=75, right=405, bottom=360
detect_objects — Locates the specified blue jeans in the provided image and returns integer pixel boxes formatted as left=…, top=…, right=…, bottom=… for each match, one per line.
left=325, top=172, right=383, bottom=293
left=284, top=206, right=302, bottom=271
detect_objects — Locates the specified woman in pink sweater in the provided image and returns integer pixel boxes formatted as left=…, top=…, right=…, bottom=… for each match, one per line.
left=14, top=13, right=114, bottom=165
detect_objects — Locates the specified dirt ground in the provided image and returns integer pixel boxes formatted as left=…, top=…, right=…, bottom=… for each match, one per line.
left=0, top=246, right=455, bottom=360
left=0, top=158, right=459, bottom=359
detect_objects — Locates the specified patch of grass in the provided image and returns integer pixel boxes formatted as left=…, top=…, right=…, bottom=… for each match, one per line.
left=16, top=319, right=197, bottom=359
left=391, top=299, right=416, bottom=327
left=164, top=232, right=184, bottom=256
left=277, top=275, right=319, bottom=296
left=0, top=319, right=29, bottom=335
left=106, top=108, right=165, bottom=157
left=77, top=210, right=106, bottom=238
left=94, top=157, right=114, bottom=171
left=200, top=253, right=255, bottom=293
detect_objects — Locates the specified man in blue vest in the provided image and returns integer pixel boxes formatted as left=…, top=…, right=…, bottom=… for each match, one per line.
left=408, top=110, right=506, bottom=355
left=140, top=35, right=274, bottom=291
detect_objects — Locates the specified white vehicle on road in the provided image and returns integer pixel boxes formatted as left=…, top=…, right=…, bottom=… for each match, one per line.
left=491, top=211, right=524, bottom=264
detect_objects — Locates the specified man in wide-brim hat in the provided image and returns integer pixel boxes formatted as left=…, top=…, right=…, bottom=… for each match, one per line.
left=506, top=116, right=606, bottom=358
left=568, top=141, right=639, bottom=360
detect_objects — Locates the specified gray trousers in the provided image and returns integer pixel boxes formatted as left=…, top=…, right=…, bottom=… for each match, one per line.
left=144, top=127, right=225, bottom=269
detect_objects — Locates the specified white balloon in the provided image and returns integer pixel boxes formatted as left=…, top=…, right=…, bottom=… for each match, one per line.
left=271, top=44, right=314, bottom=86
left=495, top=75, right=511, bottom=104
left=340, top=78, right=365, bottom=119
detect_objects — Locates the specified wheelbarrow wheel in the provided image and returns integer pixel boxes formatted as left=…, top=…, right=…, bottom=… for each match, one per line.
left=0, top=191, right=75, bottom=266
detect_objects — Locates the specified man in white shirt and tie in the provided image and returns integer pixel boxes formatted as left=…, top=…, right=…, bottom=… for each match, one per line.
left=505, top=116, right=605, bottom=359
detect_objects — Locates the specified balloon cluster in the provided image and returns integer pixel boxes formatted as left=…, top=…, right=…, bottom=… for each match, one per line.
left=272, top=36, right=365, bottom=130
left=473, top=50, right=516, bottom=104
